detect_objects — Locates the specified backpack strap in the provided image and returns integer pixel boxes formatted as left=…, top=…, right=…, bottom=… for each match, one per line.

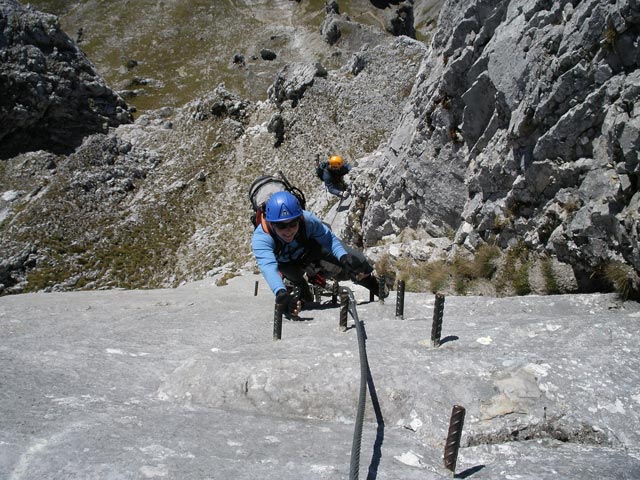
left=260, top=214, right=271, bottom=235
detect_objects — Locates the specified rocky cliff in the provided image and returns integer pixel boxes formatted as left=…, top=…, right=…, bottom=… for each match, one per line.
left=358, top=0, right=640, bottom=296
left=0, top=0, right=638, bottom=299
left=0, top=0, right=132, bottom=158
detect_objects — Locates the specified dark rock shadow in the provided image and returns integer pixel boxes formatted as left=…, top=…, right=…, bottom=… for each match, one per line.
left=358, top=321, right=385, bottom=479
left=289, top=315, right=314, bottom=322
left=303, top=301, right=340, bottom=311
left=370, top=0, right=402, bottom=8
left=455, top=465, right=485, bottom=478
left=439, top=335, right=459, bottom=345
left=366, top=363, right=385, bottom=479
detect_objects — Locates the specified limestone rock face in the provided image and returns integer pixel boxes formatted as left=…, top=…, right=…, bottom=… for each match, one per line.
left=267, top=62, right=328, bottom=107
left=0, top=0, right=132, bottom=158
left=361, top=0, right=640, bottom=292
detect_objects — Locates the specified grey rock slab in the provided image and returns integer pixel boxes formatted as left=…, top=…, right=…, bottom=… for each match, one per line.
left=1, top=274, right=640, bottom=479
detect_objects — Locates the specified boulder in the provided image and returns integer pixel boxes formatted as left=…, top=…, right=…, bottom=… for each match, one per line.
left=0, top=0, right=132, bottom=158
left=267, top=62, right=327, bottom=107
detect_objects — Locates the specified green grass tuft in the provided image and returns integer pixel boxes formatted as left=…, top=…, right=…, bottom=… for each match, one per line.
left=541, top=256, right=560, bottom=295
left=604, top=262, right=637, bottom=300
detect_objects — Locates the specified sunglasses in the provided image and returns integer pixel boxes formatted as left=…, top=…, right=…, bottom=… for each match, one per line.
left=272, top=219, right=299, bottom=230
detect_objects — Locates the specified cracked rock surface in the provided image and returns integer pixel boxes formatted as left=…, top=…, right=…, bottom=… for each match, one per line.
left=1, top=274, right=639, bottom=479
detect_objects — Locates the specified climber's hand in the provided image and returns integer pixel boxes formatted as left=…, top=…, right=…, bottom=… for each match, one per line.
left=276, top=289, right=301, bottom=317
left=340, top=253, right=366, bottom=281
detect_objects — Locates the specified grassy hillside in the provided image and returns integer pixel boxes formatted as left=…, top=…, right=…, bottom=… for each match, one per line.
left=28, top=0, right=436, bottom=114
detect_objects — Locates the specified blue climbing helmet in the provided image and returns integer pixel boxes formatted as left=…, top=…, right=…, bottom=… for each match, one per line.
left=265, top=191, right=304, bottom=222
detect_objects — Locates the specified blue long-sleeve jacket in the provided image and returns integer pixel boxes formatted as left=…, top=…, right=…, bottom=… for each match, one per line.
left=252, top=210, right=348, bottom=295
left=321, top=164, right=352, bottom=196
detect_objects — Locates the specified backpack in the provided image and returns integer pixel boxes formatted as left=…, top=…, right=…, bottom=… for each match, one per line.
left=315, top=161, right=327, bottom=180
left=248, top=171, right=306, bottom=228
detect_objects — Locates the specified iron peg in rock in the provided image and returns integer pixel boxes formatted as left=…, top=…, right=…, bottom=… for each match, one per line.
left=254, top=280, right=259, bottom=296
left=339, top=290, right=349, bottom=331
left=431, top=293, right=445, bottom=347
left=443, top=405, right=466, bottom=474
left=273, top=303, right=283, bottom=341
left=378, top=275, right=386, bottom=304
left=396, top=280, right=405, bottom=319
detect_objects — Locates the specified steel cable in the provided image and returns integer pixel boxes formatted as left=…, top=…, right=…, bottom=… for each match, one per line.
left=344, top=287, right=368, bottom=480
left=329, top=194, right=345, bottom=229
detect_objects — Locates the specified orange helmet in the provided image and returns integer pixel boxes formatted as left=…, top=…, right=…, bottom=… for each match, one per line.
left=328, top=155, right=343, bottom=169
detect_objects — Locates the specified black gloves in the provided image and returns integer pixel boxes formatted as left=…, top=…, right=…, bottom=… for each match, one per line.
left=276, top=289, right=300, bottom=317
left=340, top=253, right=360, bottom=280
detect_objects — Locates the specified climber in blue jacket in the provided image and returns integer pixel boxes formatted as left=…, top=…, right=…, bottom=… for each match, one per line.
left=251, top=191, right=386, bottom=317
